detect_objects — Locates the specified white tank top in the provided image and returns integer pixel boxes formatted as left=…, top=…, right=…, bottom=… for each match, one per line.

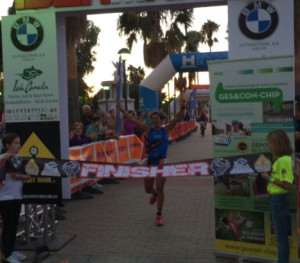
left=0, top=154, right=23, bottom=201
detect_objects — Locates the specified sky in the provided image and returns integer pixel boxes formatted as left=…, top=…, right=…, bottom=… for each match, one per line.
left=0, top=1, right=228, bottom=97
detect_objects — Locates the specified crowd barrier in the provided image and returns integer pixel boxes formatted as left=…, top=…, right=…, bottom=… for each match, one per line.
left=67, top=122, right=196, bottom=195
left=168, top=121, right=197, bottom=142
left=68, top=135, right=144, bottom=195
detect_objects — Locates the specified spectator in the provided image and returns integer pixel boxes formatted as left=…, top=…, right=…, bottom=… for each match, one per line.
left=94, top=110, right=106, bottom=137
left=123, top=111, right=136, bottom=135
left=295, top=102, right=300, bottom=155
left=143, top=112, right=153, bottom=127
left=159, top=108, right=168, bottom=124
left=108, top=109, right=117, bottom=134
left=0, top=133, right=30, bottom=263
left=86, top=116, right=101, bottom=142
left=137, top=111, right=144, bottom=122
left=69, top=122, right=97, bottom=147
left=180, top=109, right=190, bottom=122
left=81, top=105, right=92, bottom=133
left=102, top=113, right=115, bottom=139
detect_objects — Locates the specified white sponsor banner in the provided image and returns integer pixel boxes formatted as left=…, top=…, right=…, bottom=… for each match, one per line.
left=208, top=56, right=294, bottom=157
left=228, top=0, right=294, bottom=59
left=2, top=13, right=60, bottom=122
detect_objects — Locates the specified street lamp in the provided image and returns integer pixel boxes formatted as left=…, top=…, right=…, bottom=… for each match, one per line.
left=103, top=85, right=110, bottom=113
left=118, top=48, right=130, bottom=110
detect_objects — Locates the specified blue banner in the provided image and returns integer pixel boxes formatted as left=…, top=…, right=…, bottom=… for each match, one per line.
left=139, top=85, right=158, bottom=112
left=169, top=51, right=228, bottom=72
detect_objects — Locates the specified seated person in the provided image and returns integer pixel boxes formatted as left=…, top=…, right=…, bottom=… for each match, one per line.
left=86, top=116, right=101, bottom=142
left=69, top=122, right=97, bottom=147
left=102, top=113, right=115, bottom=138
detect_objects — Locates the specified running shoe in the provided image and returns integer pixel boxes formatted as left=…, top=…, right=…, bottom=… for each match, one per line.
left=156, top=215, right=164, bottom=226
left=149, top=194, right=157, bottom=205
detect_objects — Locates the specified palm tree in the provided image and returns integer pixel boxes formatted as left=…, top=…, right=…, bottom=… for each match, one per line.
left=118, top=11, right=169, bottom=69
left=118, top=9, right=195, bottom=69
left=118, top=9, right=203, bottom=97
left=201, top=19, right=220, bottom=52
left=65, top=16, right=88, bottom=126
left=169, top=10, right=203, bottom=91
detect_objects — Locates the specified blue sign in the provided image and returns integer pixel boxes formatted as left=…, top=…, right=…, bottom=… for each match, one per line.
left=169, top=51, right=228, bottom=72
left=139, top=85, right=158, bottom=112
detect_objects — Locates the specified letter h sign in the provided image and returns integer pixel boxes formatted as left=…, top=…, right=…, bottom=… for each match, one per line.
left=181, top=55, right=196, bottom=69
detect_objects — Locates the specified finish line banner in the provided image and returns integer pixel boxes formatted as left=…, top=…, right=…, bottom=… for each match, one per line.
left=17, top=153, right=272, bottom=179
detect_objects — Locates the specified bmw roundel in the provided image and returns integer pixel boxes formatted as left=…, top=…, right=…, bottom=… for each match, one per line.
left=11, top=16, right=44, bottom=52
left=239, top=1, right=278, bottom=40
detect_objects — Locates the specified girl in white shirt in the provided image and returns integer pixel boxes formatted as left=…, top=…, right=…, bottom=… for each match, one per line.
left=0, top=133, right=30, bottom=263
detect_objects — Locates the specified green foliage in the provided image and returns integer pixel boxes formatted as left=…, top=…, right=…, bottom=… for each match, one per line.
left=8, top=1, right=16, bottom=15
left=92, top=90, right=103, bottom=111
left=159, top=92, right=168, bottom=112
left=118, top=9, right=210, bottom=92
left=117, top=9, right=195, bottom=69
left=76, top=20, right=100, bottom=98
left=201, top=19, right=220, bottom=52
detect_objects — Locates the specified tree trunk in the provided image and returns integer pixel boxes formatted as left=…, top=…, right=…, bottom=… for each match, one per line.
left=67, top=42, right=80, bottom=127
left=295, top=0, right=300, bottom=98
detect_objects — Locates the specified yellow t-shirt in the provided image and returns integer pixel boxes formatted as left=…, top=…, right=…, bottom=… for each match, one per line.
left=267, top=155, right=293, bottom=195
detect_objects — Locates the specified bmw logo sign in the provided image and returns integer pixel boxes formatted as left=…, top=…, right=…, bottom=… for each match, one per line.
left=239, top=1, right=278, bottom=40
left=11, top=16, right=44, bottom=52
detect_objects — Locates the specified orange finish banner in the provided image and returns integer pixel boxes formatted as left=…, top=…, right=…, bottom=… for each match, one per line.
left=69, top=135, right=143, bottom=165
left=81, top=144, right=95, bottom=162
left=128, top=136, right=142, bottom=161
left=69, top=147, right=81, bottom=161
left=117, top=138, right=130, bottom=164
left=105, top=140, right=118, bottom=163
left=95, top=143, right=106, bottom=163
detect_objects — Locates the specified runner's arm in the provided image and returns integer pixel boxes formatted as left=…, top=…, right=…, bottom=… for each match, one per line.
left=165, top=101, right=185, bottom=136
left=117, top=101, right=150, bottom=133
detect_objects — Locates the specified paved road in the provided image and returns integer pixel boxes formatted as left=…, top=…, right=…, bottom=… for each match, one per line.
left=19, top=124, right=243, bottom=263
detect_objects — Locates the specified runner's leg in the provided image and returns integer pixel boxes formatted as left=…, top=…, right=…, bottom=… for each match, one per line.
left=144, top=178, right=155, bottom=194
left=156, top=177, right=166, bottom=213
left=144, top=178, right=157, bottom=205
left=156, top=177, right=166, bottom=226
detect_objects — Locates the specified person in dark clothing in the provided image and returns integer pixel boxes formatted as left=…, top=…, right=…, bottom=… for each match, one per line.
left=198, top=111, right=207, bottom=136
left=81, top=105, right=92, bottom=133
left=0, top=133, right=30, bottom=263
left=294, top=103, right=300, bottom=156
left=69, top=122, right=97, bottom=147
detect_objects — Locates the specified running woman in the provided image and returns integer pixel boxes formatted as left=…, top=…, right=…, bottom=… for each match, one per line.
left=117, top=101, right=185, bottom=226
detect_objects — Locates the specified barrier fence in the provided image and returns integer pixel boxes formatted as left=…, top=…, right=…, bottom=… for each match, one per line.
left=68, top=135, right=143, bottom=195
left=67, top=121, right=196, bottom=195
left=169, top=121, right=196, bottom=141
